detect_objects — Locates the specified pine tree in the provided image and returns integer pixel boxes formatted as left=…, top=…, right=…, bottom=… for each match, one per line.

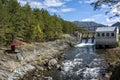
left=0, top=0, right=80, bottom=44
left=21, top=3, right=36, bottom=42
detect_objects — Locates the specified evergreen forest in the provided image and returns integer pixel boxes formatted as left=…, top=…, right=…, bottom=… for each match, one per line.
left=0, top=0, right=84, bottom=45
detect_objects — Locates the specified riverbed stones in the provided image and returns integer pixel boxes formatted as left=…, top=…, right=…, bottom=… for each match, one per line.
left=49, top=59, right=58, bottom=67
left=56, top=64, right=63, bottom=71
left=104, top=72, right=112, bottom=79
left=8, top=64, right=35, bottom=80
left=35, top=65, right=44, bottom=71
left=43, top=59, right=49, bottom=67
left=58, top=54, right=67, bottom=60
left=16, top=52, right=24, bottom=61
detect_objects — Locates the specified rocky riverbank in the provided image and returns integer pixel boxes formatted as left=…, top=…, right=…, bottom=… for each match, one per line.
left=0, top=34, right=77, bottom=80
left=101, top=47, right=120, bottom=80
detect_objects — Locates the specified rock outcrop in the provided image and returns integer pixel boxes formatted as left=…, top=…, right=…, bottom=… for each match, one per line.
left=0, top=34, right=77, bottom=80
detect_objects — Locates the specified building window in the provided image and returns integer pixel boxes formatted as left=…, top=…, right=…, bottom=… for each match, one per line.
left=102, top=33, right=105, bottom=37
left=106, top=33, right=109, bottom=37
left=97, top=33, right=100, bottom=37
left=111, top=33, right=114, bottom=37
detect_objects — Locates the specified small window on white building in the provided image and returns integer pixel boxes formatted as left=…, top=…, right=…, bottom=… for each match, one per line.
left=111, top=33, right=114, bottom=37
left=97, top=33, right=100, bottom=37
left=106, top=33, right=109, bottom=37
left=102, top=33, right=105, bottom=37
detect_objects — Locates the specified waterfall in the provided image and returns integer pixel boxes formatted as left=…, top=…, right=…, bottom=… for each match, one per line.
left=75, top=38, right=95, bottom=47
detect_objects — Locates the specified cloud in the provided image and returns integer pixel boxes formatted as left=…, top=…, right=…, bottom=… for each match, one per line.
left=82, top=14, right=103, bottom=21
left=43, top=0, right=64, bottom=7
left=79, top=0, right=95, bottom=4
left=17, top=0, right=75, bottom=13
left=101, top=4, right=109, bottom=8
left=61, top=8, right=75, bottom=12
left=81, top=14, right=116, bottom=26
left=84, top=0, right=95, bottom=4
left=17, top=0, right=65, bottom=8
left=47, top=8, right=58, bottom=12
left=82, top=18, right=95, bottom=21
left=17, top=0, right=46, bottom=9
left=29, top=1, right=45, bottom=9
left=106, top=17, right=120, bottom=25
left=64, top=0, right=72, bottom=2
left=92, top=14, right=103, bottom=18
left=97, top=14, right=120, bottom=26
left=17, top=0, right=73, bottom=8
left=17, top=0, right=27, bottom=6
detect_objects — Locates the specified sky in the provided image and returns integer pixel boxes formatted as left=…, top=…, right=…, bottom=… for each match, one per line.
left=17, top=0, right=120, bottom=26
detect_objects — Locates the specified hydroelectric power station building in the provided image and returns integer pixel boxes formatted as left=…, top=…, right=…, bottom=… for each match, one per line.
left=95, top=27, right=119, bottom=48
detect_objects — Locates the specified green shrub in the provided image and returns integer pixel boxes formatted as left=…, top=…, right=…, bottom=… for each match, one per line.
left=37, top=60, right=42, bottom=65
left=41, top=55, right=46, bottom=60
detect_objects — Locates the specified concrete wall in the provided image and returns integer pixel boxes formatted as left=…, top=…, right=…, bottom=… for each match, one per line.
left=116, top=27, right=119, bottom=42
left=96, top=31, right=118, bottom=47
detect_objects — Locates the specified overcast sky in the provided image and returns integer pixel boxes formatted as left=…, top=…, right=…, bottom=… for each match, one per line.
left=17, top=0, right=120, bottom=26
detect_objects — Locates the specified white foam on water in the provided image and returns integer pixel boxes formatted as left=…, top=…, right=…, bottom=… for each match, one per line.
left=75, top=43, right=94, bottom=47
left=62, top=60, right=75, bottom=72
left=62, top=58, right=83, bottom=72
left=83, top=67, right=100, bottom=79
left=73, top=59, right=83, bottom=65
left=89, top=58, right=103, bottom=67
left=75, top=68, right=84, bottom=76
left=73, top=58, right=83, bottom=62
left=43, top=76, right=53, bottom=80
left=93, top=58, right=104, bottom=61
left=75, top=53, right=81, bottom=57
left=62, top=58, right=102, bottom=79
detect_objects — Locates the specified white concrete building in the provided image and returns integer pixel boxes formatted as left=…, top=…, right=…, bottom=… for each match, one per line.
left=95, top=27, right=119, bottom=48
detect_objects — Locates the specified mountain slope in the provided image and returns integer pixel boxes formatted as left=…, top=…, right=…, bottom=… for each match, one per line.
left=74, top=21, right=106, bottom=31
left=112, top=22, right=120, bottom=33
left=112, top=22, right=120, bottom=27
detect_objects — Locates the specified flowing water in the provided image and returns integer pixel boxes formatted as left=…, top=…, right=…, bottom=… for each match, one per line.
left=40, top=39, right=108, bottom=80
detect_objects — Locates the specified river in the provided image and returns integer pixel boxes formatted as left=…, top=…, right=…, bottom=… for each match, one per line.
left=40, top=39, right=109, bottom=80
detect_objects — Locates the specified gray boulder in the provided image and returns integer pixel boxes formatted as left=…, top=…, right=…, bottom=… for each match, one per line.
left=49, top=59, right=58, bottom=66
left=16, top=53, right=24, bottom=61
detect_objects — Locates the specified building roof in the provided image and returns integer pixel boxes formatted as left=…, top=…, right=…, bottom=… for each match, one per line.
left=96, top=27, right=116, bottom=32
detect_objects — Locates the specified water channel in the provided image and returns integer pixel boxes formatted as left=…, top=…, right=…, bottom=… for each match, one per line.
left=41, top=39, right=109, bottom=80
